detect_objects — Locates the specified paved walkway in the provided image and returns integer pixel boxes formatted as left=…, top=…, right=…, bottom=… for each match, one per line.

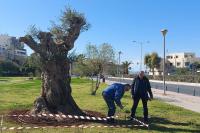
left=105, top=80, right=200, bottom=113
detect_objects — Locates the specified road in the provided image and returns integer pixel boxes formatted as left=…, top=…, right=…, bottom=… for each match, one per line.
left=106, top=77, right=200, bottom=97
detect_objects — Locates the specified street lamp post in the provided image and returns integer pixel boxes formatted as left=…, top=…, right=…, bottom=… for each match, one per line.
left=117, top=51, right=122, bottom=77
left=161, top=29, right=168, bottom=95
left=133, top=41, right=149, bottom=71
left=140, top=42, right=143, bottom=71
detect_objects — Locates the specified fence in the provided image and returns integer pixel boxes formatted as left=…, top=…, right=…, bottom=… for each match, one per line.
left=150, top=82, right=200, bottom=97
left=106, top=77, right=200, bottom=97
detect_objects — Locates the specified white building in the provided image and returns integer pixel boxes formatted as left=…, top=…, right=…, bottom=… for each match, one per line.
left=0, top=34, right=27, bottom=63
left=0, top=46, right=6, bottom=61
left=148, top=52, right=200, bottom=76
left=166, top=52, right=198, bottom=68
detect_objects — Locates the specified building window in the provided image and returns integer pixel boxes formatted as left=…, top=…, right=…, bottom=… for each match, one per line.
left=167, top=56, right=171, bottom=59
left=170, top=63, right=173, bottom=66
left=176, top=56, right=178, bottom=58
left=185, top=62, right=190, bottom=66
left=177, top=62, right=181, bottom=66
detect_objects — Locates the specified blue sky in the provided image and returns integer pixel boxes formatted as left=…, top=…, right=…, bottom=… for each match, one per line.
left=0, top=0, right=200, bottom=70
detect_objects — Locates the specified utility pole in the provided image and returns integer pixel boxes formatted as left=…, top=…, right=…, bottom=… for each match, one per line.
left=161, top=29, right=168, bottom=95
left=117, top=51, right=122, bottom=77
left=132, top=41, right=149, bottom=71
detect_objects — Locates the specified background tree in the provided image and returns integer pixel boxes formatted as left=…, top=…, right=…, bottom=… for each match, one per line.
left=175, top=68, right=189, bottom=75
left=122, top=61, right=131, bottom=74
left=67, top=50, right=79, bottom=76
left=73, top=54, right=97, bottom=77
left=19, top=7, right=89, bottom=115
left=144, top=52, right=161, bottom=75
left=99, top=43, right=115, bottom=68
left=85, top=43, right=115, bottom=95
left=189, top=61, right=200, bottom=74
left=0, top=61, right=20, bottom=76
left=144, top=54, right=152, bottom=72
left=151, top=52, right=161, bottom=75
left=73, top=53, right=118, bottom=77
left=21, top=53, right=41, bottom=76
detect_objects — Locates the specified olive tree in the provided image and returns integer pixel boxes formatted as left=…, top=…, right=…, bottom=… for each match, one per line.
left=19, top=8, right=89, bottom=115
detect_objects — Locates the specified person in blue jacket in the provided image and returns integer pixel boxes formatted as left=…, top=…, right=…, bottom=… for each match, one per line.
left=130, top=71, right=153, bottom=123
left=102, top=83, right=131, bottom=123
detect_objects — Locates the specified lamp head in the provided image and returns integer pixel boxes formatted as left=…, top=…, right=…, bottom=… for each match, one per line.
left=161, top=29, right=168, bottom=36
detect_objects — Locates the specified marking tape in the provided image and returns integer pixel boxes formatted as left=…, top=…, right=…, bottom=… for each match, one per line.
left=1, top=124, right=147, bottom=131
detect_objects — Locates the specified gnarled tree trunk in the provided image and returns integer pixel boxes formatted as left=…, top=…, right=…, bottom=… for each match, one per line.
left=19, top=10, right=87, bottom=115
left=37, top=59, right=83, bottom=115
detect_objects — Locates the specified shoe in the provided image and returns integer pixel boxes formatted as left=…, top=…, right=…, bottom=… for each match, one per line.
left=144, top=119, right=149, bottom=124
left=107, top=118, right=115, bottom=124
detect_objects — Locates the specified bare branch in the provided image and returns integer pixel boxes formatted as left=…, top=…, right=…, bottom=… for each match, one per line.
left=64, top=18, right=85, bottom=50
left=19, top=35, right=41, bottom=53
left=53, top=24, right=82, bottom=51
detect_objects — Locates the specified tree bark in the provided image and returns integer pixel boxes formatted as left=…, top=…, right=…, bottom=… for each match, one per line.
left=34, top=59, right=84, bottom=115
left=20, top=31, right=85, bottom=116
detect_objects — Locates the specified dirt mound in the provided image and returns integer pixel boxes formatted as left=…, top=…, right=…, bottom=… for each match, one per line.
left=7, top=110, right=106, bottom=127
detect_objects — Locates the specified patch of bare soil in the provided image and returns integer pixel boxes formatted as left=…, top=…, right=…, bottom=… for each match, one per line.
left=7, top=110, right=106, bottom=127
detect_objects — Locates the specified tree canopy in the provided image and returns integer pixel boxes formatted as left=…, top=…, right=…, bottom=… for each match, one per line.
left=144, top=52, right=161, bottom=75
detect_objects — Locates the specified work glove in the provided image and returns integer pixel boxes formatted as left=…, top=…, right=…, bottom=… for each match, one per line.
left=148, top=95, right=153, bottom=101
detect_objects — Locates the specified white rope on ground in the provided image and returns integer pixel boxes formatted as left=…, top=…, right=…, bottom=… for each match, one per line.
left=1, top=124, right=146, bottom=131
left=4, top=114, right=149, bottom=128
left=132, top=118, right=149, bottom=127
left=6, top=114, right=115, bottom=121
left=0, top=115, right=3, bottom=133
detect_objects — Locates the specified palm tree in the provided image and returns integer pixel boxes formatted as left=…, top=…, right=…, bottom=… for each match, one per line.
left=144, top=54, right=152, bottom=72
left=144, top=53, right=161, bottom=75
left=122, top=61, right=132, bottom=75
left=151, top=52, right=161, bottom=75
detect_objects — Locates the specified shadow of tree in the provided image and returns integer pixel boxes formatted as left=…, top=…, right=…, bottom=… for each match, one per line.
left=150, top=117, right=200, bottom=127
left=96, top=116, right=200, bottom=132
left=140, top=117, right=200, bottom=132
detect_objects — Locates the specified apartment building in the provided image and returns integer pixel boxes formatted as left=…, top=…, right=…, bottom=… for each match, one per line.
left=0, top=34, right=27, bottom=63
left=148, top=52, right=200, bottom=75
left=166, top=52, right=198, bottom=68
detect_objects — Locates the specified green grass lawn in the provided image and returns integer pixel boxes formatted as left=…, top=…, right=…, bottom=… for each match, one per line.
left=0, top=77, right=200, bottom=133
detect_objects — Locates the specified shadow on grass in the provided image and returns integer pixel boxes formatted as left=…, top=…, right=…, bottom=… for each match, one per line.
left=146, top=117, right=200, bottom=132
left=101, top=117, right=200, bottom=132
left=0, top=79, right=8, bottom=82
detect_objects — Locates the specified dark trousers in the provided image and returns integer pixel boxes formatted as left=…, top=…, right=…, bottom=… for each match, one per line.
left=131, top=97, right=148, bottom=121
left=102, top=93, right=116, bottom=117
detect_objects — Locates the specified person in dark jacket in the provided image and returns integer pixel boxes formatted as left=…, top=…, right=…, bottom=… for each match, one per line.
left=130, top=71, right=153, bottom=123
left=102, top=83, right=131, bottom=123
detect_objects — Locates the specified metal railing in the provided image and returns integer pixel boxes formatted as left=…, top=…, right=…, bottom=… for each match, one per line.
left=106, top=77, right=200, bottom=97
